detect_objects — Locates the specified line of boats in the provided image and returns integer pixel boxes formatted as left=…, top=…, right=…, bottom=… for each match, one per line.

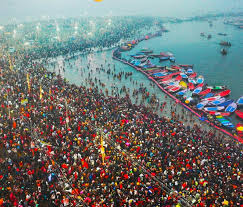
left=116, top=47, right=243, bottom=139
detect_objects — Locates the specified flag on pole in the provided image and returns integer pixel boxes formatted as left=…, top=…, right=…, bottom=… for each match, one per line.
left=100, top=135, right=105, bottom=164
left=26, top=73, right=30, bottom=92
left=40, top=85, right=43, bottom=100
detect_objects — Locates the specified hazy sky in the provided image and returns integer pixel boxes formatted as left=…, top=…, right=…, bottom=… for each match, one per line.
left=1, top=0, right=243, bottom=24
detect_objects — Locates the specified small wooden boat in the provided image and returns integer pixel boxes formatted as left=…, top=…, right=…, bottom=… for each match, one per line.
left=219, top=41, right=231, bottom=46
left=235, top=110, right=243, bottom=119
left=197, top=101, right=209, bottom=110
left=167, top=80, right=179, bottom=86
left=204, top=106, right=225, bottom=112
left=202, top=93, right=215, bottom=99
left=218, top=99, right=234, bottom=107
left=152, top=71, right=169, bottom=77
left=208, top=111, right=231, bottom=116
left=176, top=89, right=188, bottom=96
left=179, top=81, right=187, bottom=88
left=202, top=96, right=221, bottom=102
left=159, top=56, right=170, bottom=61
left=216, top=89, right=231, bottom=97
left=188, top=82, right=195, bottom=90
left=199, top=88, right=211, bottom=96
left=180, top=73, right=188, bottom=79
left=207, top=85, right=226, bottom=90
left=169, top=57, right=176, bottom=62
left=188, top=78, right=197, bottom=84
left=196, top=83, right=204, bottom=88
left=218, top=33, right=227, bottom=36
left=171, top=65, right=182, bottom=70
left=192, top=87, right=202, bottom=95
left=169, top=86, right=181, bottom=92
left=165, top=85, right=177, bottom=90
left=221, top=48, right=227, bottom=55
left=208, top=97, right=226, bottom=106
left=131, top=55, right=147, bottom=59
left=175, top=75, right=182, bottom=81
left=179, top=64, right=194, bottom=68
left=141, top=49, right=153, bottom=53
left=196, top=75, right=204, bottom=84
left=189, top=72, right=197, bottom=79
left=236, top=96, right=243, bottom=105
left=186, top=68, right=193, bottom=74
left=225, top=102, right=237, bottom=113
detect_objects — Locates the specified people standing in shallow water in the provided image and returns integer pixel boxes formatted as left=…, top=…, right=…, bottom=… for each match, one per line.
left=0, top=17, right=241, bottom=206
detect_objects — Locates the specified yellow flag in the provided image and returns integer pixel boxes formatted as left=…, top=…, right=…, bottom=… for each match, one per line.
left=100, top=135, right=105, bottom=164
left=40, top=85, right=43, bottom=100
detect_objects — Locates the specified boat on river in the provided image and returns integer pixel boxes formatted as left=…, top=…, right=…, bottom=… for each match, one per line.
left=216, top=89, right=231, bottom=97
left=204, top=106, right=225, bottom=112
left=220, top=41, right=231, bottom=46
left=199, top=88, right=211, bottom=96
left=207, top=85, right=226, bottom=90
left=235, top=110, right=243, bottom=119
left=225, top=102, right=237, bottom=113
left=237, top=96, right=243, bottom=105
left=218, top=99, right=234, bottom=107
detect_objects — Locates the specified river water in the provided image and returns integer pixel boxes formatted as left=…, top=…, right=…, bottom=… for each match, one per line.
left=48, top=18, right=243, bottom=138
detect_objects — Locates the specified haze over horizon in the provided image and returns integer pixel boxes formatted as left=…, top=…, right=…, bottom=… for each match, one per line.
left=1, top=0, right=243, bottom=24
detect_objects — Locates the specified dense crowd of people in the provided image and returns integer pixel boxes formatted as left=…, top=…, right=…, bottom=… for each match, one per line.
left=0, top=17, right=241, bottom=207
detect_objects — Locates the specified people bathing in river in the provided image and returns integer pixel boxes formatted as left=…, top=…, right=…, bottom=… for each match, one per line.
left=0, top=50, right=241, bottom=207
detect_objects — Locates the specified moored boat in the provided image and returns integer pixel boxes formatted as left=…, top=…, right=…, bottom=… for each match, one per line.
left=175, top=75, right=182, bottom=81
left=204, top=106, right=225, bottom=112
left=186, top=68, right=193, bottom=74
left=219, top=41, right=231, bottom=46
left=196, top=75, right=204, bottom=84
left=225, top=102, right=237, bottom=113
left=188, top=82, right=195, bottom=90
left=208, top=111, right=231, bottom=116
left=176, top=89, right=188, bottom=96
left=216, top=89, right=231, bottom=97
left=236, top=96, right=243, bottom=105
left=196, top=83, right=204, bottom=88
left=218, top=99, right=234, bottom=107
left=179, top=64, right=194, bottom=68
left=208, top=97, right=226, bottom=106
left=235, top=110, right=243, bottom=119
left=221, top=48, right=227, bottom=55
left=159, top=56, right=170, bottom=61
left=192, top=87, right=202, bottom=95
left=199, top=88, right=211, bottom=96
left=202, top=96, right=221, bottom=102
left=180, top=73, right=188, bottom=79
left=169, top=85, right=181, bottom=92
left=189, top=72, right=197, bottom=79
left=202, top=93, right=215, bottom=99
left=207, top=85, right=226, bottom=90
left=197, top=101, right=208, bottom=110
